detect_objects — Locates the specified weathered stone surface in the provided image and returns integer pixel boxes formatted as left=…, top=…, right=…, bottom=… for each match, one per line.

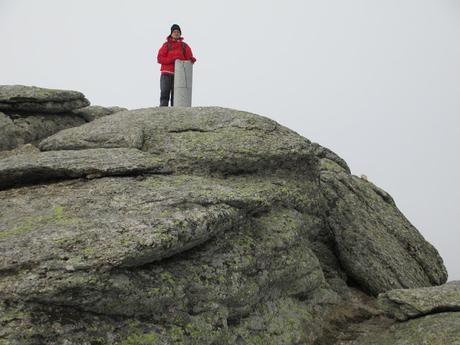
left=0, top=297, right=333, bottom=345
left=39, top=111, right=145, bottom=151
left=0, top=112, right=23, bottom=151
left=0, top=111, right=86, bottom=151
left=350, top=312, right=460, bottom=345
left=0, top=85, right=89, bottom=113
left=0, top=85, right=90, bottom=150
left=39, top=107, right=316, bottom=176
left=0, top=105, right=449, bottom=344
left=311, top=142, right=351, bottom=174
left=0, top=143, right=40, bottom=160
left=320, top=167, right=447, bottom=296
left=0, top=171, right=332, bottom=344
left=0, top=148, right=169, bottom=189
left=0, top=174, right=323, bottom=314
left=73, top=105, right=128, bottom=122
left=107, top=106, right=128, bottom=113
left=378, top=281, right=460, bottom=320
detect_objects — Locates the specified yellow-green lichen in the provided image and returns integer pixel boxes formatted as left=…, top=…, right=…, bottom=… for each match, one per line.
left=120, top=333, right=158, bottom=345
left=1, top=205, right=80, bottom=240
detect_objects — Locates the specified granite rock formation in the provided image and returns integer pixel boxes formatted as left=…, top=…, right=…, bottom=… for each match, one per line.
left=0, top=104, right=454, bottom=345
left=0, top=85, right=125, bottom=151
left=0, top=110, right=86, bottom=151
left=0, top=85, right=89, bottom=113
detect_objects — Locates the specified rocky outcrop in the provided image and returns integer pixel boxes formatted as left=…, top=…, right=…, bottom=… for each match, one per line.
left=0, top=105, right=450, bottom=344
left=0, top=85, right=89, bottom=113
left=0, top=111, right=86, bottom=151
left=0, top=85, right=90, bottom=151
left=320, top=168, right=446, bottom=295
left=338, top=283, right=460, bottom=344
left=378, top=281, right=460, bottom=320
left=0, top=86, right=127, bottom=152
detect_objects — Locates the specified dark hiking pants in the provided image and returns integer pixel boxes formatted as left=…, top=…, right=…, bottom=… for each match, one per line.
left=160, top=74, right=174, bottom=106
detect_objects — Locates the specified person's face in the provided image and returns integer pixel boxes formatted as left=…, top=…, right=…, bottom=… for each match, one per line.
left=171, top=30, right=181, bottom=40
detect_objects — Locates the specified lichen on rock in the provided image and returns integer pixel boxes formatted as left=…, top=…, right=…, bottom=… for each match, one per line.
left=0, top=85, right=89, bottom=113
left=378, top=281, right=460, bottom=320
left=0, top=85, right=93, bottom=151
left=0, top=105, right=451, bottom=344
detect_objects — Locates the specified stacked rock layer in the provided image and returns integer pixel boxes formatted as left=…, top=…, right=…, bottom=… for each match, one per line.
left=0, top=97, right=455, bottom=344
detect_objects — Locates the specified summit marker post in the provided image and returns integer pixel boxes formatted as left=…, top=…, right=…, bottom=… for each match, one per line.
left=173, top=60, right=193, bottom=107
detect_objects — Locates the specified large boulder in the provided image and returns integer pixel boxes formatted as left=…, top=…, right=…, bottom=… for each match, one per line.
left=0, top=85, right=89, bottom=113
left=0, top=106, right=448, bottom=344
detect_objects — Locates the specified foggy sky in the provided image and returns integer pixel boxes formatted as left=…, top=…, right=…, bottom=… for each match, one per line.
left=1, top=0, right=459, bottom=280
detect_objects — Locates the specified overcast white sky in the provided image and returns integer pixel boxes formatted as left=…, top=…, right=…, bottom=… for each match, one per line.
left=1, top=0, right=459, bottom=280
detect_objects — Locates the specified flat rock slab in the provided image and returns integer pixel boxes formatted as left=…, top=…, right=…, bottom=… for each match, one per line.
left=0, top=85, right=89, bottom=113
left=351, top=312, right=460, bottom=345
left=0, top=174, right=317, bottom=275
left=0, top=175, right=245, bottom=274
left=378, top=281, right=460, bottom=320
left=0, top=148, right=169, bottom=189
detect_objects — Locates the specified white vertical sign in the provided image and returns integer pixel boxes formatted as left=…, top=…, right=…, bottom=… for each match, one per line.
left=174, top=60, right=193, bottom=107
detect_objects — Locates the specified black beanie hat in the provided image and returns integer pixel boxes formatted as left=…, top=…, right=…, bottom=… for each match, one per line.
left=170, top=24, right=181, bottom=34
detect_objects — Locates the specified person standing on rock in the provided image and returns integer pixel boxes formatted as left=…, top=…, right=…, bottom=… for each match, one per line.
left=157, top=24, right=196, bottom=107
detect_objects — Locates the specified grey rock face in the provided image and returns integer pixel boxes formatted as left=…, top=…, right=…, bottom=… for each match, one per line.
left=0, top=111, right=86, bottom=151
left=0, top=85, right=93, bottom=151
left=73, top=105, right=128, bottom=122
left=0, top=85, right=89, bottom=113
left=378, top=281, right=460, bottom=320
left=0, top=112, right=23, bottom=150
left=0, top=175, right=328, bottom=343
left=0, top=143, right=40, bottom=160
left=0, top=106, right=449, bottom=344
left=39, top=107, right=316, bottom=176
left=311, top=142, right=351, bottom=173
left=351, top=312, right=460, bottom=345
left=0, top=148, right=170, bottom=189
left=320, top=168, right=447, bottom=295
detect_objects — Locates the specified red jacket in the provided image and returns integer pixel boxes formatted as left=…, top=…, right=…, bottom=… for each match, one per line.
left=157, top=36, right=196, bottom=75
